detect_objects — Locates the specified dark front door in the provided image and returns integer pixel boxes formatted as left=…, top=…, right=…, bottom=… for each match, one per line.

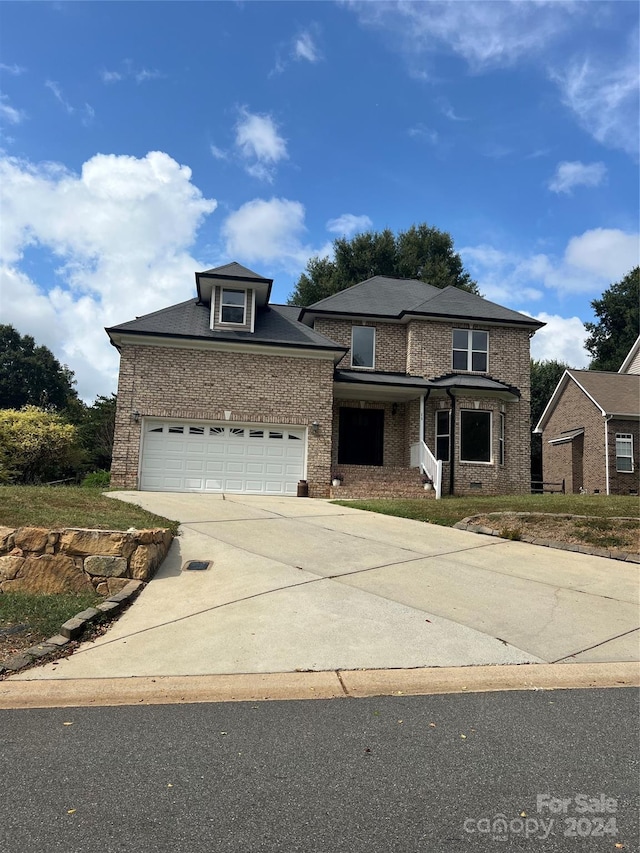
left=338, top=407, right=384, bottom=466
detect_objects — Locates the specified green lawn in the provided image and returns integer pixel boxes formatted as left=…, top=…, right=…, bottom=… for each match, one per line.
left=0, top=486, right=179, bottom=533
left=0, top=591, right=102, bottom=641
left=332, top=493, right=640, bottom=527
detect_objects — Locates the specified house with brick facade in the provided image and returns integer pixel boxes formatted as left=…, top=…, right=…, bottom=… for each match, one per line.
left=534, top=343, right=640, bottom=495
left=107, top=262, right=543, bottom=499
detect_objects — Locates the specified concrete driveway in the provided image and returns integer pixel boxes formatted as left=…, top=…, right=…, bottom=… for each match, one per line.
left=13, top=493, right=640, bottom=680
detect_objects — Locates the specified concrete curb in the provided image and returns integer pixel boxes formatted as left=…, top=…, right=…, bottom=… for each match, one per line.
left=453, top=513, right=640, bottom=562
left=1, top=662, right=637, bottom=709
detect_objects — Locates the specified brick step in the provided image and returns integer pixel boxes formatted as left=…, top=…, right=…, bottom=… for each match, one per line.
left=329, top=466, right=436, bottom=499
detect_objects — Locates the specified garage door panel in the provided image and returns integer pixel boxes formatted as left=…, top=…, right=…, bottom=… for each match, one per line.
left=141, top=420, right=306, bottom=494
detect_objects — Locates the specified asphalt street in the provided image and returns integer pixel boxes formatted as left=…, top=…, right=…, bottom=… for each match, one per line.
left=2, top=688, right=638, bottom=852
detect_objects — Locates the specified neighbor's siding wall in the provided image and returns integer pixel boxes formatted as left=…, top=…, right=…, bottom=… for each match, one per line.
left=111, top=344, right=334, bottom=496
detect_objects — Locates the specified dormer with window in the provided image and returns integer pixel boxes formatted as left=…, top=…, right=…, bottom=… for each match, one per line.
left=194, top=262, right=273, bottom=334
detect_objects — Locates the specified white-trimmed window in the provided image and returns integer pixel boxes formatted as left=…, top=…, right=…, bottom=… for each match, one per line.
left=220, top=289, right=246, bottom=324
left=435, top=410, right=451, bottom=462
left=616, top=433, right=634, bottom=472
left=351, top=326, right=375, bottom=368
left=460, top=410, right=492, bottom=463
left=499, top=412, right=505, bottom=465
left=453, top=329, right=488, bottom=372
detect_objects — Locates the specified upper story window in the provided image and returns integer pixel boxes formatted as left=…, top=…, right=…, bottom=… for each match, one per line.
left=453, top=329, right=488, bottom=372
left=220, top=289, right=246, bottom=325
left=351, top=326, right=375, bottom=368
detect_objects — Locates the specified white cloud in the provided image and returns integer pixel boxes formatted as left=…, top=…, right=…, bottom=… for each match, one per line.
left=222, top=198, right=309, bottom=269
left=462, top=227, right=639, bottom=302
left=563, top=228, right=639, bottom=282
left=551, top=40, right=639, bottom=157
left=234, top=109, right=288, bottom=182
left=348, top=0, right=578, bottom=71
left=101, top=69, right=124, bottom=83
left=45, top=80, right=74, bottom=114
left=294, top=31, right=321, bottom=63
left=548, top=160, right=607, bottom=194
left=326, top=214, right=373, bottom=237
left=0, top=94, right=26, bottom=125
left=210, top=145, right=228, bottom=160
left=100, top=62, right=164, bottom=85
left=408, top=123, right=439, bottom=145
left=0, top=63, right=26, bottom=75
left=530, top=313, right=589, bottom=368
left=0, top=151, right=217, bottom=400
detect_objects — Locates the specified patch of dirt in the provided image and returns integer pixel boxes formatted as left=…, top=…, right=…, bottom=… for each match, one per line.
left=0, top=616, right=112, bottom=677
left=471, top=513, right=639, bottom=556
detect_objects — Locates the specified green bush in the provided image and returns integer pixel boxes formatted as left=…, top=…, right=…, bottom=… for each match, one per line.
left=81, top=469, right=111, bottom=488
left=0, top=406, right=83, bottom=484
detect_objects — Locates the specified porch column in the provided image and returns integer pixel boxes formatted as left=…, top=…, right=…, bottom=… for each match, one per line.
left=419, top=394, right=425, bottom=443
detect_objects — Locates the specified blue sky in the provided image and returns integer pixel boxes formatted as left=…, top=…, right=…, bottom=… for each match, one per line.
left=1, top=0, right=638, bottom=401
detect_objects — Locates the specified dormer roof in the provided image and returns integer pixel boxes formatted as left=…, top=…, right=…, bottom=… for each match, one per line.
left=195, top=262, right=273, bottom=308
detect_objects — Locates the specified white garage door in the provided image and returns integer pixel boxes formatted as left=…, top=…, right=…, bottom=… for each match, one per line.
left=140, top=421, right=306, bottom=495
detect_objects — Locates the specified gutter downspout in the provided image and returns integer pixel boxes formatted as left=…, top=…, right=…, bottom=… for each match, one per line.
left=446, top=388, right=456, bottom=496
left=604, top=414, right=612, bottom=495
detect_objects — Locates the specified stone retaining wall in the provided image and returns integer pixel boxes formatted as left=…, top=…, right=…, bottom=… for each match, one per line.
left=0, top=526, right=173, bottom=596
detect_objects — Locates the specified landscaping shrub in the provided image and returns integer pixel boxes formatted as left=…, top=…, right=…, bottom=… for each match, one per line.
left=81, top=469, right=111, bottom=488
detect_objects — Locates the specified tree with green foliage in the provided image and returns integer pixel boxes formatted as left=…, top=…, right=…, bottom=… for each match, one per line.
left=0, top=406, right=83, bottom=484
left=77, top=394, right=117, bottom=472
left=0, top=325, right=79, bottom=411
left=530, top=358, right=571, bottom=481
left=288, top=223, right=478, bottom=306
left=584, top=267, right=639, bottom=371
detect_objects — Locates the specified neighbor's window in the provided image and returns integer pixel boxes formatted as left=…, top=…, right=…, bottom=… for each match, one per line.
left=616, top=433, right=634, bottom=472
left=453, top=329, right=488, bottom=372
left=499, top=412, right=505, bottom=465
left=460, top=410, right=492, bottom=463
left=351, top=326, right=375, bottom=368
left=435, top=410, right=451, bottom=462
left=220, top=289, right=246, bottom=324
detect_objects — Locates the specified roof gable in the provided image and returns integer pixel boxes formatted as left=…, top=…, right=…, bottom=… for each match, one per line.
left=535, top=369, right=640, bottom=432
left=619, top=335, right=640, bottom=374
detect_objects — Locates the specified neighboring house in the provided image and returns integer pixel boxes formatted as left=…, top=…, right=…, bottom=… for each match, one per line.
left=107, top=262, right=543, bottom=498
left=534, top=341, right=640, bottom=495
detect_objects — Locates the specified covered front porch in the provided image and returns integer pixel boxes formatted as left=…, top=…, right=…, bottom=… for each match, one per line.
left=329, top=370, right=442, bottom=499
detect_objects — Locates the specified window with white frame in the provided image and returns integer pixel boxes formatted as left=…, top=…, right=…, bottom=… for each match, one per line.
left=616, top=433, right=634, bottom=472
left=452, top=329, right=488, bottom=372
left=220, top=289, right=246, bottom=324
left=499, top=412, right=505, bottom=465
left=435, top=410, right=451, bottom=462
left=351, top=326, right=375, bottom=368
left=460, top=410, right=492, bottom=463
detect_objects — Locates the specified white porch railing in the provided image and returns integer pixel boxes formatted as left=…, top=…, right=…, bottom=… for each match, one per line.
left=410, top=440, right=442, bottom=499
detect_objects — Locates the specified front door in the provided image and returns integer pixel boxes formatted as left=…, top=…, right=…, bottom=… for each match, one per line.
left=338, top=407, right=384, bottom=466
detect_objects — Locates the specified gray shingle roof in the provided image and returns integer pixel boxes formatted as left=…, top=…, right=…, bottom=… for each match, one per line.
left=301, top=275, right=542, bottom=327
left=199, top=262, right=271, bottom=281
left=568, top=370, right=640, bottom=416
left=335, top=369, right=432, bottom=389
left=106, top=301, right=346, bottom=352
left=429, top=373, right=521, bottom=396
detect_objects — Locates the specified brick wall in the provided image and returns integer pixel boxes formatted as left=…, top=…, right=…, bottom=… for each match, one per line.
left=111, top=344, right=335, bottom=497
left=607, top=419, right=640, bottom=495
left=314, top=318, right=407, bottom=373
left=542, top=380, right=603, bottom=493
